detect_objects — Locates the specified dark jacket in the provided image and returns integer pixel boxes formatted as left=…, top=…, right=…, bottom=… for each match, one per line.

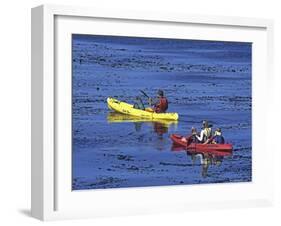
left=214, top=135, right=225, bottom=144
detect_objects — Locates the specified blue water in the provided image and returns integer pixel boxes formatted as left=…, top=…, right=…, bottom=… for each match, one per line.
left=72, top=34, right=252, bottom=190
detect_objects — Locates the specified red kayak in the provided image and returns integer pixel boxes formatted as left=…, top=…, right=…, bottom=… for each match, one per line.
left=170, top=134, right=233, bottom=153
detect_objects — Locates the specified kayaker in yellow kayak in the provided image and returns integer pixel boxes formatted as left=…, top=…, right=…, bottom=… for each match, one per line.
left=148, top=90, right=169, bottom=113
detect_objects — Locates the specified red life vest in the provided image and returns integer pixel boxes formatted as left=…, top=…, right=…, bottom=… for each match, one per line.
left=155, top=97, right=168, bottom=113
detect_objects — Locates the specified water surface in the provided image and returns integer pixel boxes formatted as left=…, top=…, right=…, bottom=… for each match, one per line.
left=72, top=35, right=252, bottom=190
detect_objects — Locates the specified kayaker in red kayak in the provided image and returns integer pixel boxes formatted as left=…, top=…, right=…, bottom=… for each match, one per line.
left=210, top=128, right=225, bottom=144
left=181, top=127, right=199, bottom=144
left=196, top=120, right=212, bottom=144
left=149, top=90, right=168, bottom=113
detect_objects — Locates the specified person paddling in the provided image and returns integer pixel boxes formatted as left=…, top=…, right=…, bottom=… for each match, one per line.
left=149, top=90, right=168, bottom=113
left=196, top=120, right=212, bottom=144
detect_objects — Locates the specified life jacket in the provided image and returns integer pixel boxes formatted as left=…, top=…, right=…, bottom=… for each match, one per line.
left=202, top=127, right=212, bottom=142
left=155, top=97, right=168, bottom=113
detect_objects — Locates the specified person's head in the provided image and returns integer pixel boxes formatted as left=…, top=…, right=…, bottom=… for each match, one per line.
left=202, top=120, right=209, bottom=129
left=191, top=127, right=197, bottom=134
left=214, top=128, right=222, bottom=136
left=157, top=89, right=164, bottom=97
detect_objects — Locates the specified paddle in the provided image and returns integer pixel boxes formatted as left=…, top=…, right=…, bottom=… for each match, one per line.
left=140, top=90, right=153, bottom=106
left=140, top=90, right=150, bottom=99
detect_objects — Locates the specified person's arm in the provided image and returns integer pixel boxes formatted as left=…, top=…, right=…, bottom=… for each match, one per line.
left=196, top=130, right=204, bottom=142
left=148, top=97, right=158, bottom=107
left=206, top=136, right=215, bottom=144
left=203, top=137, right=213, bottom=145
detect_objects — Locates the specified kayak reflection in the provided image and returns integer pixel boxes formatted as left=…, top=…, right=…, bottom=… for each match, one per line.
left=171, top=144, right=232, bottom=178
left=188, top=151, right=227, bottom=178
left=107, top=112, right=178, bottom=135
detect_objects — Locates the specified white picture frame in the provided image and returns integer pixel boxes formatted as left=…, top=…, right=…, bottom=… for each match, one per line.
left=31, top=4, right=274, bottom=221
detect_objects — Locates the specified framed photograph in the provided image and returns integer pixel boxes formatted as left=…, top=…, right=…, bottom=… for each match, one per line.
left=31, top=4, right=274, bottom=221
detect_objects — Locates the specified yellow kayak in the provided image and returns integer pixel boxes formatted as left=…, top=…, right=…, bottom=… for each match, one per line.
left=107, top=97, right=179, bottom=121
